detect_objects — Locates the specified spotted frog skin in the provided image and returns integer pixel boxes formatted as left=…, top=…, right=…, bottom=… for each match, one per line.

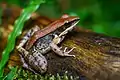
left=17, top=14, right=80, bottom=74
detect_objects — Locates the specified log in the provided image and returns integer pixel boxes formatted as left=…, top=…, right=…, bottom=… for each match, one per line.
left=8, top=27, right=120, bottom=80
left=1, top=4, right=120, bottom=80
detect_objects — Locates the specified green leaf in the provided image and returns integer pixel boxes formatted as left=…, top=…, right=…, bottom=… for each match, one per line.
left=0, top=0, right=45, bottom=79
left=3, top=66, right=17, bottom=80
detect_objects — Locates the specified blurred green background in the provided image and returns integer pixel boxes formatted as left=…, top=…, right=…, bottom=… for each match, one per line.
left=0, top=0, right=120, bottom=37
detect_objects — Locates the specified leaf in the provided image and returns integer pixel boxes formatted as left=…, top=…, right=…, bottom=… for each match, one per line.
left=3, top=66, right=17, bottom=80
left=0, top=0, right=45, bottom=79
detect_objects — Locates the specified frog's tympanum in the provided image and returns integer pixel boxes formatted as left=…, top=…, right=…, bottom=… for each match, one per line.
left=17, top=14, right=80, bottom=74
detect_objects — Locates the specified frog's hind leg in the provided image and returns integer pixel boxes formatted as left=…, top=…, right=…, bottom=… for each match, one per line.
left=17, top=26, right=40, bottom=73
left=17, top=46, right=47, bottom=74
left=17, top=26, right=40, bottom=57
left=19, top=54, right=37, bottom=74
left=17, top=25, right=40, bottom=48
left=17, top=46, right=37, bottom=73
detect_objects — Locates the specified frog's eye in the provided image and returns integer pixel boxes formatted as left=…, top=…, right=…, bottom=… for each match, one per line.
left=61, top=14, right=69, bottom=18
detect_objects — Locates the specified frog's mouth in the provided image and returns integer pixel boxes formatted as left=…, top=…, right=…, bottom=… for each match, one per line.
left=59, top=18, right=80, bottom=37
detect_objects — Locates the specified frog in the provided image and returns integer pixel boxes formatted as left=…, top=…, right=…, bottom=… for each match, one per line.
left=16, top=14, right=80, bottom=74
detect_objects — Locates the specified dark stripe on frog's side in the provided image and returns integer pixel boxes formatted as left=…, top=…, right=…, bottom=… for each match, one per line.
left=28, top=33, right=54, bottom=55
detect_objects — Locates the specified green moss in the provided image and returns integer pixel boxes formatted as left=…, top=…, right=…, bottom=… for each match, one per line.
left=14, top=68, right=75, bottom=80
left=63, top=40, right=105, bottom=68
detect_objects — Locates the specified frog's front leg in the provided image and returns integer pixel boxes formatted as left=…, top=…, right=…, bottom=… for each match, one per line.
left=50, top=35, right=75, bottom=57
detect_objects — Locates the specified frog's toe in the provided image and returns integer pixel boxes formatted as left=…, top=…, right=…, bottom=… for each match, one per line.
left=63, top=47, right=76, bottom=57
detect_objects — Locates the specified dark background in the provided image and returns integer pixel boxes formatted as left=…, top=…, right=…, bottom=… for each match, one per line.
left=0, top=0, right=120, bottom=37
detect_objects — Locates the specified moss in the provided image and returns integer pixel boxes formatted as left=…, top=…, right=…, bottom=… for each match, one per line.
left=14, top=68, right=76, bottom=80
left=63, top=40, right=106, bottom=69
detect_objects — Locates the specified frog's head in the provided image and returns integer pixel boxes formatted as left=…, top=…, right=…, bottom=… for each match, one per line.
left=56, top=14, right=80, bottom=36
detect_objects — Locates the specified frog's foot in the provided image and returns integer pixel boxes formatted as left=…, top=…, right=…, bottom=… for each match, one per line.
left=50, top=42, right=75, bottom=57
left=62, top=47, right=76, bottom=57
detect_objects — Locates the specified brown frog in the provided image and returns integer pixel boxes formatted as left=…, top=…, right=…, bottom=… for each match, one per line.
left=17, top=14, right=80, bottom=74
